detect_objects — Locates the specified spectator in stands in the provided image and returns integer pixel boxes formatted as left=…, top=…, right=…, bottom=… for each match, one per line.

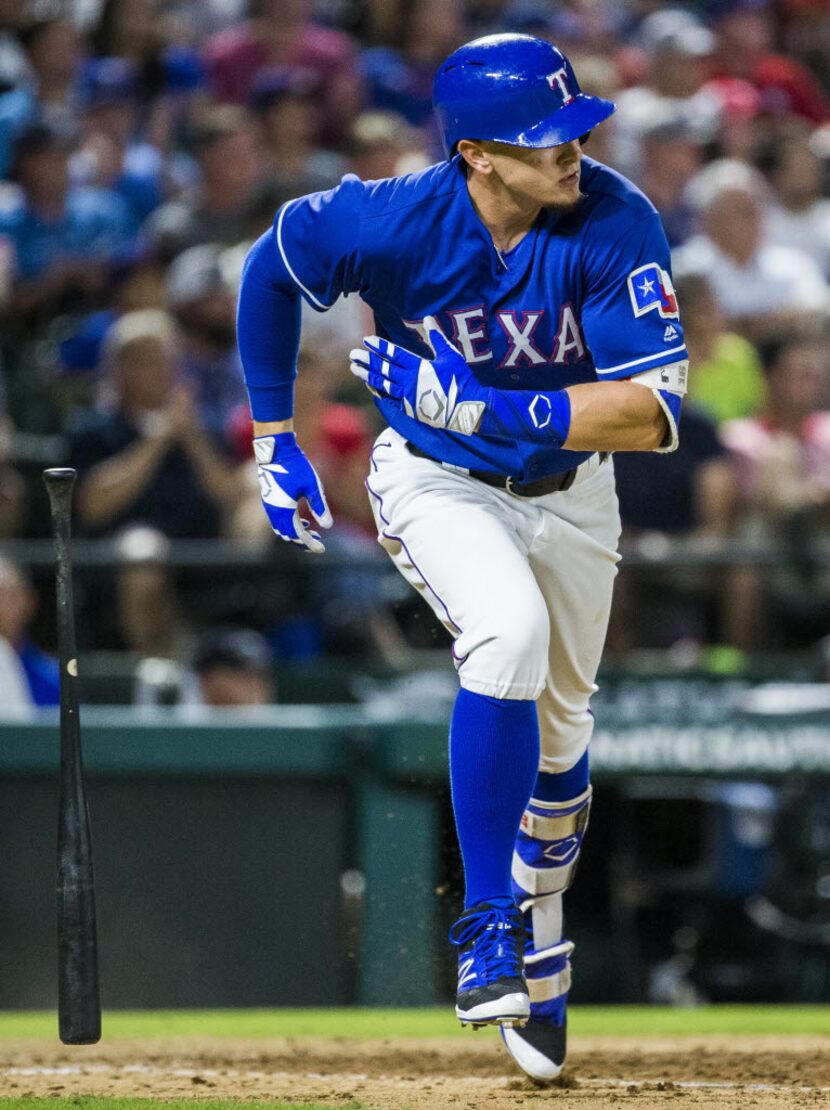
left=674, top=159, right=830, bottom=342
left=72, top=57, right=166, bottom=235
left=111, top=248, right=168, bottom=312
left=361, top=0, right=463, bottom=132
left=0, top=120, right=135, bottom=321
left=345, top=110, right=428, bottom=181
left=191, top=626, right=273, bottom=706
left=143, top=104, right=262, bottom=260
left=69, top=308, right=241, bottom=539
left=0, top=0, right=36, bottom=178
left=0, top=556, right=59, bottom=706
left=172, top=0, right=246, bottom=39
left=18, top=15, right=83, bottom=128
left=759, top=122, right=830, bottom=279
left=678, top=273, right=766, bottom=424
left=165, top=243, right=247, bottom=435
left=780, top=0, right=830, bottom=96
left=90, top=0, right=208, bottom=165
left=636, top=115, right=706, bottom=248
left=248, top=66, right=344, bottom=211
left=611, top=8, right=718, bottom=180
left=709, top=0, right=830, bottom=124
left=205, top=0, right=362, bottom=138
left=52, top=309, right=116, bottom=419
left=0, top=0, right=32, bottom=92
left=0, top=629, right=32, bottom=717
left=68, top=309, right=243, bottom=654
left=609, top=404, right=738, bottom=651
left=466, top=0, right=511, bottom=39
left=90, top=0, right=170, bottom=73
left=721, top=334, right=830, bottom=648
left=133, top=625, right=275, bottom=706
left=699, top=76, right=764, bottom=163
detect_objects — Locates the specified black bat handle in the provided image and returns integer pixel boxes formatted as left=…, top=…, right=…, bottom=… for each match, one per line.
left=43, top=467, right=101, bottom=1045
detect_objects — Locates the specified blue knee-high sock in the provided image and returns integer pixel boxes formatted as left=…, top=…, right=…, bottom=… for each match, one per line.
left=533, top=750, right=590, bottom=803
left=450, top=688, right=540, bottom=909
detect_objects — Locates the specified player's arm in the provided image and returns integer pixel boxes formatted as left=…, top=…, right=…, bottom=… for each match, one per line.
left=237, top=231, right=332, bottom=553
left=570, top=211, right=688, bottom=453
left=237, top=180, right=364, bottom=550
left=350, top=322, right=683, bottom=452
left=562, top=379, right=667, bottom=452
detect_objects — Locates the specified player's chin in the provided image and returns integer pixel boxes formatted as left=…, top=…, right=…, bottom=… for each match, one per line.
left=545, top=186, right=584, bottom=212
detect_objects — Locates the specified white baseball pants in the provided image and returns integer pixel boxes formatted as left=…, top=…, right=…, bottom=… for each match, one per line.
left=366, top=429, right=621, bottom=773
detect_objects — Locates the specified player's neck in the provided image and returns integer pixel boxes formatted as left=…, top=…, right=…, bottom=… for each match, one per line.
left=466, top=173, right=541, bottom=254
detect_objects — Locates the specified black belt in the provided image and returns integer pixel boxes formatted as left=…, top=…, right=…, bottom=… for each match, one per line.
left=406, top=441, right=580, bottom=497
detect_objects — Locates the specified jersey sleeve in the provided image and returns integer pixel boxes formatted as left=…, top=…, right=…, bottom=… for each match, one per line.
left=237, top=175, right=365, bottom=422
left=273, top=174, right=365, bottom=312
left=581, top=212, right=688, bottom=380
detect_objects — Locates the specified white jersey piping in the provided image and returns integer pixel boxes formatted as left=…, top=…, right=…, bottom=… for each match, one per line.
left=596, top=344, right=687, bottom=376
left=275, top=202, right=331, bottom=312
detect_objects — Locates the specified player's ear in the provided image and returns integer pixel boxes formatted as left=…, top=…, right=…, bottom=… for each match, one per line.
left=457, top=139, right=493, bottom=175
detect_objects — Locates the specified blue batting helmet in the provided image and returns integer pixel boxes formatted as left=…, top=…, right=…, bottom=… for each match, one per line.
left=433, top=34, right=615, bottom=158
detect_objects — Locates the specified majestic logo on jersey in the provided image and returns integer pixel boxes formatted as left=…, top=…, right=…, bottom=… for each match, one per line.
left=663, top=323, right=679, bottom=342
left=547, top=67, right=575, bottom=105
left=627, top=263, right=679, bottom=320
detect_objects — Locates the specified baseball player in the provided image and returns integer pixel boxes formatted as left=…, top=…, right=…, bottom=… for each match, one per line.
left=237, top=34, right=687, bottom=1082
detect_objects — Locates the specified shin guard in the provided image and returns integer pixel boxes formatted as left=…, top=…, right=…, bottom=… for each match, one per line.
left=511, top=786, right=592, bottom=1015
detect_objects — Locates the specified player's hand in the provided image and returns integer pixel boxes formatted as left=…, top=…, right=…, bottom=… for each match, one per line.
left=349, top=319, right=487, bottom=436
left=254, top=433, right=333, bottom=554
left=350, top=319, right=570, bottom=446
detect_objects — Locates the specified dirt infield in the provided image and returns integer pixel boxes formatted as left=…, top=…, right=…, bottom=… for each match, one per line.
left=1, top=1035, right=829, bottom=1108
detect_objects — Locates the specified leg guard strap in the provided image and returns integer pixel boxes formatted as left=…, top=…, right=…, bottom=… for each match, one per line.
left=512, top=787, right=592, bottom=900
left=525, top=940, right=574, bottom=1003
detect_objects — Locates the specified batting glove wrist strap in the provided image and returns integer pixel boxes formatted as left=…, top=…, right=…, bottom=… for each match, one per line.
left=253, top=433, right=332, bottom=554
left=482, top=387, right=571, bottom=447
left=253, top=431, right=299, bottom=464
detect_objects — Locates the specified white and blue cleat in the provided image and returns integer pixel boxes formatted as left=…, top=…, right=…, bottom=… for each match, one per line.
left=449, top=900, right=530, bottom=1028
left=500, top=787, right=592, bottom=1080
left=500, top=935, right=573, bottom=1080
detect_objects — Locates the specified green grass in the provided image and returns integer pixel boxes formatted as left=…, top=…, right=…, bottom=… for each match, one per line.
left=0, top=1006, right=829, bottom=1041
left=0, top=1102, right=360, bottom=1110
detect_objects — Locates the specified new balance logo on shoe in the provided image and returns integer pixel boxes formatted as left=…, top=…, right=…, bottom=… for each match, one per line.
left=458, top=958, right=477, bottom=988
left=663, top=324, right=679, bottom=342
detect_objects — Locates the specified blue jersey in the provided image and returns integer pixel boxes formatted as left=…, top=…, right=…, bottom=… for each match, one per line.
left=0, top=185, right=135, bottom=280
left=238, top=155, right=686, bottom=481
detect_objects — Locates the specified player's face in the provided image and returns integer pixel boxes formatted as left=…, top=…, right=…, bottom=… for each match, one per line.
left=479, top=138, right=584, bottom=210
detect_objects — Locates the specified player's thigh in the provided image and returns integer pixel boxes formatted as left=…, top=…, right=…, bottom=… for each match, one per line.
left=366, top=434, right=551, bottom=698
left=528, top=462, right=621, bottom=770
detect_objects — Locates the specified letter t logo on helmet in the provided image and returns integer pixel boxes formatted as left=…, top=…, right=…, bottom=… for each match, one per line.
left=546, top=67, right=575, bottom=105
left=433, top=33, right=615, bottom=158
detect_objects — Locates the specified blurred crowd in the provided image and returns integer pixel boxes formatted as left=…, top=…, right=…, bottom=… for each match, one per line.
left=0, top=0, right=828, bottom=700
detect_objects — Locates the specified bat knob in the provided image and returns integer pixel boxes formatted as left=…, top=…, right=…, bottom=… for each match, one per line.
left=43, top=468, right=77, bottom=487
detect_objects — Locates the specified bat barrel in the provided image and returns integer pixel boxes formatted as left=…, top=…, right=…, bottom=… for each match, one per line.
left=43, top=467, right=102, bottom=1045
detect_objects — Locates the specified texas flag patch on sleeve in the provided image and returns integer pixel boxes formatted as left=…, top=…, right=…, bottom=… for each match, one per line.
left=627, top=263, right=679, bottom=320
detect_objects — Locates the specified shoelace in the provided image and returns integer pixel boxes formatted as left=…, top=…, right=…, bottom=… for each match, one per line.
left=449, top=905, right=523, bottom=981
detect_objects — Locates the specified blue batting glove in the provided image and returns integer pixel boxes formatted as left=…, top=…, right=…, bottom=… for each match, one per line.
left=349, top=318, right=570, bottom=446
left=349, top=319, right=487, bottom=435
left=254, top=433, right=333, bottom=554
